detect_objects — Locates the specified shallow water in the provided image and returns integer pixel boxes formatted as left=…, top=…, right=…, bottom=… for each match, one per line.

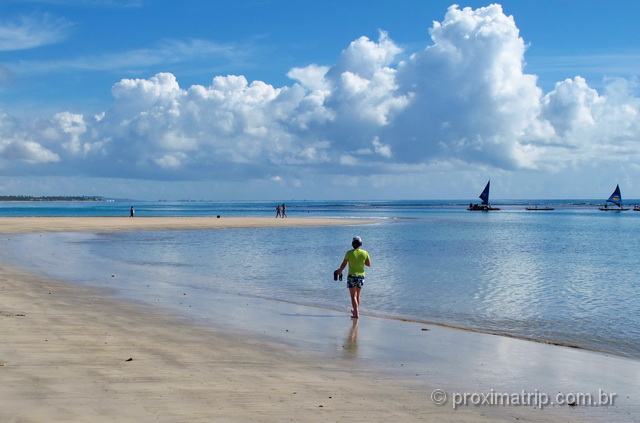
left=1, top=200, right=639, bottom=359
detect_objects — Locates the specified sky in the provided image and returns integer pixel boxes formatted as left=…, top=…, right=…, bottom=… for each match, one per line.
left=1, top=0, right=640, bottom=201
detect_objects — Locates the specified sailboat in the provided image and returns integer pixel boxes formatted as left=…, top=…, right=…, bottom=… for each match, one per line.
left=599, top=184, right=629, bottom=211
left=468, top=180, right=500, bottom=211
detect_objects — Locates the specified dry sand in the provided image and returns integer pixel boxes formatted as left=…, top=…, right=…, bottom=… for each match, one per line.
left=0, top=217, right=636, bottom=422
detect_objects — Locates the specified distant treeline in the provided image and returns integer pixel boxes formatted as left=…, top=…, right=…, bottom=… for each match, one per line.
left=0, top=195, right=103, bottom=202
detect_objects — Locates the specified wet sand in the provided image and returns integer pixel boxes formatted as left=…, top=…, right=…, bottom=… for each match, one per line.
left=0, top=216, right=372, bottom=234
left=1, top=217, right=638, bottom=422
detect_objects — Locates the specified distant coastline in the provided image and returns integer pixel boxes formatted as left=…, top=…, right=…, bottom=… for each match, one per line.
left=0, top=195, right=103, bottom=202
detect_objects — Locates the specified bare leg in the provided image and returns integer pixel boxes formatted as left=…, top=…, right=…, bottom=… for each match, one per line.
left=349, top=287, right=361, bottom=318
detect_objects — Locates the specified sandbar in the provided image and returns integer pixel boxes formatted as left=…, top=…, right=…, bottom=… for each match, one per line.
left=1, top=217, right=638, bottom=422
left=0, top=216, right=371, bottom=234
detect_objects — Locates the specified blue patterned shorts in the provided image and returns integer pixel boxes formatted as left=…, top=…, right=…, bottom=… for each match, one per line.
left=347, top=275, right=365, bottom=289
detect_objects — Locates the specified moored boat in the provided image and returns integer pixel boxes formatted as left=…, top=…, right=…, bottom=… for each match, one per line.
left=599, top=184, right=629, bottom=211
left=468, top=180, right=500, bottom=211
left=525, top=205, right=554, bottom=211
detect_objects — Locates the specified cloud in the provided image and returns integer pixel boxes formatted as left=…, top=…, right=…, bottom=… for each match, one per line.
left=0, top=112, right=60, bottom=165
left=0, top=4, right=640, bottom=190
left=324, top=31, right=410, bottom=128
left=7, top=0, right=142, bottom=7
left=391, top=4, right=543, bottom=169
left=539, top=76, right=640, bottom=164
left=10, top=38, right=241, bottom=75
left=287, top=64, right=330, bottom=91
left=0, top=12, right=73, bottom=51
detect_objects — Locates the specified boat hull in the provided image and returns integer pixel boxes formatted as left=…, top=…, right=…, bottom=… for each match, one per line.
left=468, top=205, right=500, bottom=211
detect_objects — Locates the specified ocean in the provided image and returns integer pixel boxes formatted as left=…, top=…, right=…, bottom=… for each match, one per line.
left=1, top=199, right=639, bottom=360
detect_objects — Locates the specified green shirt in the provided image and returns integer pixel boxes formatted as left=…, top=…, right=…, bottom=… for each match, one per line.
left=344, top=248, right=369, bottom=275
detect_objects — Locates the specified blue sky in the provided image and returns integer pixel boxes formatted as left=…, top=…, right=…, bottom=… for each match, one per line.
left=1, top=0, right=639, bottom=201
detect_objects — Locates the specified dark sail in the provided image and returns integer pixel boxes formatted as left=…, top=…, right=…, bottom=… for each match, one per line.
left=479, top=180, right=490, bottom=205
left=606, top=184, right=622, bottom=207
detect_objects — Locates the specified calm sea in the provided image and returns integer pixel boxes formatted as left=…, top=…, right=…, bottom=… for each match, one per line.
left=1, top=199, right=639, bottom=359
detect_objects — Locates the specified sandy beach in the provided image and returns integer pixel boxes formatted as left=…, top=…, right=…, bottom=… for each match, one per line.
left=1, top=217, right=638, bottom=422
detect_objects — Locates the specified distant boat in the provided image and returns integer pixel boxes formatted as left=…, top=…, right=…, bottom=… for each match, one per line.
left=468, top=180, right=500, bottom=211
left=599, top=184, right=629, bottom=211
left=525, top=205, right=554, bottom=211
left=634, top=205, right=640, bottom=211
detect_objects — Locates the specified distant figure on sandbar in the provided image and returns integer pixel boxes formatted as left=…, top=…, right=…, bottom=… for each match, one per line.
left=275, top=204, right=281, bottom=218
left=281, top=203, right=287, bottom=218
left=130, top=207, right=135, bottom=217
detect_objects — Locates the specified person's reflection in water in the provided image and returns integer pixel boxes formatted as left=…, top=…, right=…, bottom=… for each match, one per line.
left=343, top=319, right=359, bottom=357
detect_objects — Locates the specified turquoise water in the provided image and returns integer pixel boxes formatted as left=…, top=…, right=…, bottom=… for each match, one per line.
left=1, top=200, right=639, bottom=359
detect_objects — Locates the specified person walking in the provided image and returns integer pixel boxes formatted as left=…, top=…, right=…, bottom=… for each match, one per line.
left=281, top=203, right=287, bottom=218
left=275, top=204, right=281, bottom=218
left=335, top=236, right=371, bottom=318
